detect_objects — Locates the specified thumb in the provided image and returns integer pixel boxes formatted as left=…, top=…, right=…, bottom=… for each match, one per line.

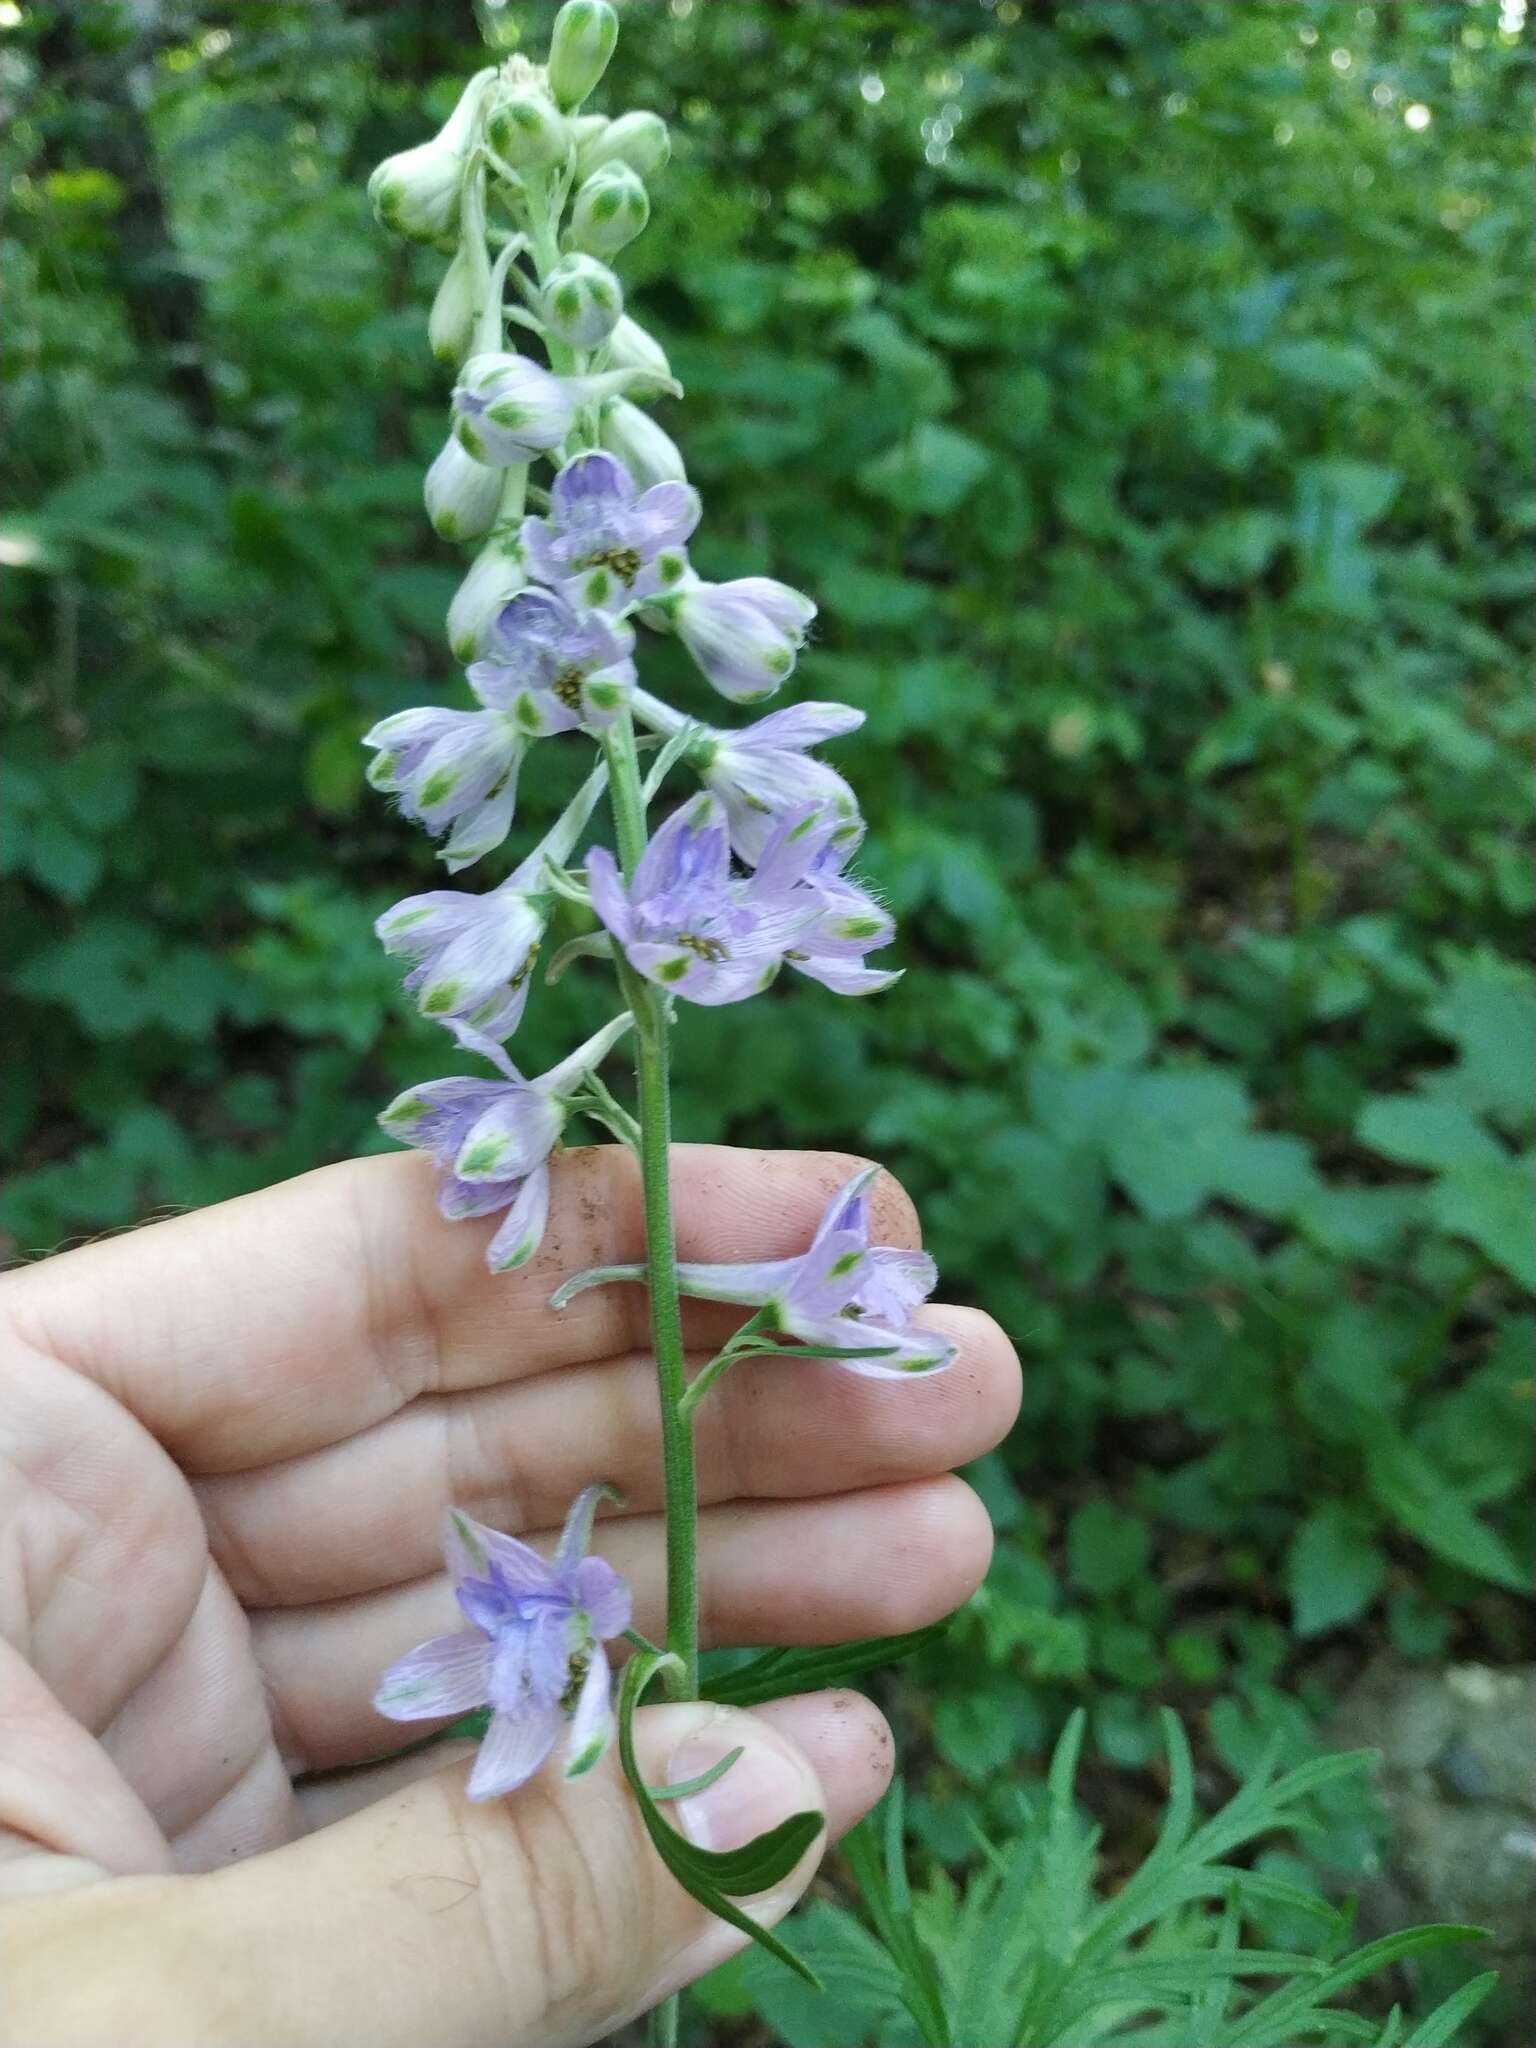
left=8, top=1690, right=892, bottom=2048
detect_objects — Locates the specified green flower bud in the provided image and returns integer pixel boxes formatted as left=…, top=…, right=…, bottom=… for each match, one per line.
left=487, top=85, right=570, bottom=169
left=547, top=0, right=619, bottom=111
left=472, top=0, right=521, bottom=53
left=425, top=433, right=504, bottom=542
left=368, top=68, right=494, bottom=244
left=429, top=169, right=491, bottom=366
left=600, top=397, right=686, bottom=486
left=447, top=521, right=529, bottom=661
left=570, top=113, right=610, bottom=149
left=605, top=313, right=671, bottom=380
left=575, top=109, right=670, bottom=182
left=566, top=163, right=649, bottom=258
left=541, top=252, right=624, bottom=350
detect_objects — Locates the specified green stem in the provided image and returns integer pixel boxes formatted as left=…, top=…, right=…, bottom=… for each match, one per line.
left=602, top=711, right=700, bottom=1699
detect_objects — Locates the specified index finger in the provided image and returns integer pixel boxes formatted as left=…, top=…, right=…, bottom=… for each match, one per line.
left=0, top=1146, right=919, bottom=1472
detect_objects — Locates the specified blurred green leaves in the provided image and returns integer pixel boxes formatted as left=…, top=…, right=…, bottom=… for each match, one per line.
left=0, top=9, right=1530, bottom=2027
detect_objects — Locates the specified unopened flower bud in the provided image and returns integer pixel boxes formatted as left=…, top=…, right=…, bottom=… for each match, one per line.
left=605, top=314, right=670, bottom=379
left=425, top=434, right=505, bottom=541
left=541, top=252, right=623, bottom=349
left=570, top=113, right=609, bottom=149
left=429, top=169, right=491, bottom=366
left=599, top=397, right=686, bottom=485
left=447, top=524, right=529, bottom=662
left=547, top=0, right=619, bottom=112
left=454, top=351, right=576, bottom=465
left=369, top=69, right=494, bottom=244
left=487, top=86, right=569, bottom=169
left=575, top=109, right=670, bottom=181
left=566, top=163, right=649, bottom=258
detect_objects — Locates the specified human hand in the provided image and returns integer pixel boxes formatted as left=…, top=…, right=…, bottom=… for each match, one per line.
left=0, top=1145, right=1019, bottom=2046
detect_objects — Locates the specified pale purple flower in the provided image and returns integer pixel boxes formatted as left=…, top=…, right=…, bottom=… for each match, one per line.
left=632, top=687, right=864, bottom=866
left=377, top=763, right=607, bottom=1033
left=453, top=352, right=578, bottom=467
left=758, top=810, right=900, bottom=998
left=378, top=1014, right=631, bottom=1271
left=373, top=1487, right=632, bottom=1798
left=469, top=587, right=636, bottom=734
left=560, top=1168, right=955, bottom=1378
left=521, top=450, right=698, bottom=614
left=362, top=704, right=525, bottom=874
left=669, top=575, right=817, bottom=704
left=453, top=354, right=673, bottom=469
left=585, top=792, right=816, bottom=1005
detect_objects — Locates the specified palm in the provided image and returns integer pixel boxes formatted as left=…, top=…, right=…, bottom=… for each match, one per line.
left=0, top=1145, right=1014, bottom=1885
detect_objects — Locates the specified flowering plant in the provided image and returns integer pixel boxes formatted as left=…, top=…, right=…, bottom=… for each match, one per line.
left=363, top=0, right=950, bottom=2011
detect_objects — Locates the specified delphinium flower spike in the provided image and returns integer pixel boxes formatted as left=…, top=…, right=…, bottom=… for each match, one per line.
left=362, top=6, right=941, bottom=1971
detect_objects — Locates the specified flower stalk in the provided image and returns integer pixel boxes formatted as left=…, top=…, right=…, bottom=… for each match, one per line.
left=602, top=707, right=699, bottom=1699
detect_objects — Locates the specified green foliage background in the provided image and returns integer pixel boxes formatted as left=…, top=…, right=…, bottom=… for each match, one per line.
left=2, top=0, right=1531, bottom=2032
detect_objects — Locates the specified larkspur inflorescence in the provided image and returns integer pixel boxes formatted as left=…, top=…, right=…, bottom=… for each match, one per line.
left=362, top=0, right=944, bottom=1948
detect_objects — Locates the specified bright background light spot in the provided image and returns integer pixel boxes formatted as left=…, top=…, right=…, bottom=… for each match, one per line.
left=1404, top=102, right=1432, bottom=131
left=859, top=73, right=885, bottom=104
left=1274, top=120, right=1295, bottom=145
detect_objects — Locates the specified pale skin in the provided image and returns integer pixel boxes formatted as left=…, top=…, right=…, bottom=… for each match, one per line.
left=0, top=1144, right=1020, bottom=2047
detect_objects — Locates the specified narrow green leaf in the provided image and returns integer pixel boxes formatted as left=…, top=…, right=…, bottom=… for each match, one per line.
left=699, top=1625, right=944, bottom=1708
left=616, top=1652, right=823, bottom=1987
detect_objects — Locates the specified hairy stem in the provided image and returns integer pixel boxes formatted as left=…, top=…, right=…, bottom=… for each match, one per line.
left=602, top=711, right=700, bottom=1699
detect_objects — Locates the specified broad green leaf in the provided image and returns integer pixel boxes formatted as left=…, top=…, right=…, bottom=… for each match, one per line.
left=1287, top=1507, right=1388, bottom=1637
left=1427, top=1158, right=1536, bottom=1288
left=1355, top=1095, right=1505, bottom=1174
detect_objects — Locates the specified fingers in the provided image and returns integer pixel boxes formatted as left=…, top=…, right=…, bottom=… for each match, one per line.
left=258, top=1477, right=993, bottom=1771
left=3, top=1691, right=892, bottom=2048
left=199, top=1304, right=1019, bottom=1606
left=0, top=1147, right=918, bottom=1473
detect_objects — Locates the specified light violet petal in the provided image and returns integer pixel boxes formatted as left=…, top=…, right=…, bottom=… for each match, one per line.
left=466, top=1704, right=563, bottom=1800
left=626, top=941, right=763, bottom=1005
left=518, top=515, right=562, bottom=586
left=443, top=1507, right=559, bottom=1598
left=437, top=1170, right=519, bottom=1221
left=733, top=701, right=864, bottom=752
left=554, top=1483, right=609, bottom=1574
left=378, top=1075, right=506, bottom=1151
left=363, top=705, right=463, bottom=754
left=572, top=1555, right=632, bottom=1639
left=373, top=1629, right=491, bottom=1722
left=631, top=791, right=726, bottom=904
left=812, top=1167, right=880, bottom=1253
left=790, top=956, right=903, bottom=997
left=485, top=1163, right=551, bottom=1272
left=441, top=763, right=522, bottom=872
left=785, top=1312, right=957, bottom=1379
left=584, top=846, right=634, bottom=945
left=552, top=448, right=633, bottom=517
left=726, top=576, right=817, bottom=636
left=633, top=479, right=702, bottom=550
left=563, top=1650, right=614, bottom=1778
left=862, top=1245, right=939, bottom=1321
left=782, top=1227, right=869, bottom=1319
left=454, top=1088, right=561, bottom=1183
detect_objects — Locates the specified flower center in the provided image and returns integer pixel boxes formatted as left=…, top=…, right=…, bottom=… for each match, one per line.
left=578, top=544, right=643, bottom=585
left=551, top=664, right=586, bottom=709
left=678, top=932, right=729, bottom=963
